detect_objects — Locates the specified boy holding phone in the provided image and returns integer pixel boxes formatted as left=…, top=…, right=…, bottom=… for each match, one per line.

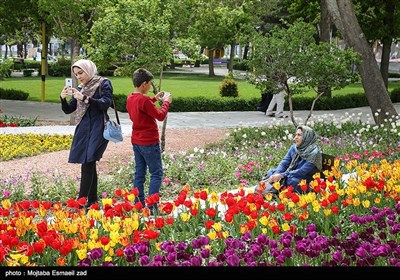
left=126, top=68, right=172, bottom=216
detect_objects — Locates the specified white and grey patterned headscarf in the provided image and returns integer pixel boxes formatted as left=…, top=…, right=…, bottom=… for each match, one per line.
left=72, top=59, right=104, bottom=124
left=288, top=125, right=322, bottom=171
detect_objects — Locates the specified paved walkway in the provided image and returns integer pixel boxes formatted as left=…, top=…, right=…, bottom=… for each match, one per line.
left=1, top=99, right=399, bottom=136
left=1, top=63, right=399, bottom=135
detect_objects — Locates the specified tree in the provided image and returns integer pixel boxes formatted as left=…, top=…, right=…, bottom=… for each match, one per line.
left=190, top=1, right=233, bottom=77
left=355, top=0, right=400, bottom=89
left=38, top=0, right=104, bottom=76
left=87, top=0, right=172, bottom=75
left=249, top=20, right=360, bottom=127
left=326, top=0, right=398, bottom=124
left=0, top=0, right=41, bottom=59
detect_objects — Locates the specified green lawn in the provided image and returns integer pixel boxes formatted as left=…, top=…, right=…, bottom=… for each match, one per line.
left=1, top=72, right=399, bottom=103
left=0, top=73, right=261, bottom=103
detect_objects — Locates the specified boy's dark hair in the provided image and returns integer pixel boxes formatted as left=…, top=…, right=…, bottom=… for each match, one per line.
left=132, top=68, right=154, bottom=87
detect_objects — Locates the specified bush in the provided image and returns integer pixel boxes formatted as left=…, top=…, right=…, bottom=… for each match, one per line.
left=0, top=60, right=12, bottom=80
left=219, top=76, right=238, bottom=98
left=23, top=69, right=35, bottom=77
left=0, top=88, right=29, bottom=100
left=231, top=60, right=250, bottom=71
left=391, top=87, right=400, bottom=103
left=48, top=61, right=71, bottom=77
left=113, top=94, right=127, bottom=112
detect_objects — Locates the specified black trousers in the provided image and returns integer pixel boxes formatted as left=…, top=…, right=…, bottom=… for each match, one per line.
left=78, top=161, right=98, bottom=207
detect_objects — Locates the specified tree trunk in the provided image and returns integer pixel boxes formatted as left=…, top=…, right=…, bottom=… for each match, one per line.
left=228, top=42, right=235, bottom=73
left=326, top=0, right=398, bottom=124
left=318, top=0, right=332, bottom=97
left=243, top=45, right=249, bottom=60
left=380, top=36, right=392, bottom=89
left=208, top=49, right=215, bottom=77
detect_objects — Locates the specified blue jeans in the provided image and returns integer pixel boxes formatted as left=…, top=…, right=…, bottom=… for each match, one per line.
left=132, top=143, right=163, bottom=209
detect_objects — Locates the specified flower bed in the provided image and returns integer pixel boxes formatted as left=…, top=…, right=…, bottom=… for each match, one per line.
left=0, top=158, right=399, bottom=266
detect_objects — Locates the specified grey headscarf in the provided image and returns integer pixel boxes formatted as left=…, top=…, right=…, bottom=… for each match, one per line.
left=288, top=125, right=323, bottom=171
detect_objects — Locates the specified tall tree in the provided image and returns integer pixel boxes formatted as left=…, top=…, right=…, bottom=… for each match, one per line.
left=87, top=0, right=172, bottom=75
left=38, top=0, right=104, bottom=76
left=190, top=1, right=232, bottom=77
left=326, top=0, right=398, bottom=124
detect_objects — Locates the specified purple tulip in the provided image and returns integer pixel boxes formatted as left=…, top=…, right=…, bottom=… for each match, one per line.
left=88, top=248, right=102, bottom=261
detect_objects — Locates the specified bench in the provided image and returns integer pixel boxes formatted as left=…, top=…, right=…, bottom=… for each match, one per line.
left=322, top=153, right=335, bottom=171
left=320, top=153, right=336, bottom=179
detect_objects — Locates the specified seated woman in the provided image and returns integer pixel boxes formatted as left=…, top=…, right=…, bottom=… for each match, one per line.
left=255, top=125, right=323, bottom=196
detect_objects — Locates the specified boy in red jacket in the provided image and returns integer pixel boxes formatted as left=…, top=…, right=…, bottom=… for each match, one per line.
left=126, top=68, right=172, bottom=215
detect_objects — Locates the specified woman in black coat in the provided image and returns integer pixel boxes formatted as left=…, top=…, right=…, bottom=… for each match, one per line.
left=60, top=59, right=113, bottom=209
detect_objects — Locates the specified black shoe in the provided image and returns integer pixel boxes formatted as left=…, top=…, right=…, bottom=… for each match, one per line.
left=266, top=113, right=275, bottom=117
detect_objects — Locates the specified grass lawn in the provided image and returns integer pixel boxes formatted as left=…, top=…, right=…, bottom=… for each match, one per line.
left=1, top=72, right=399, bottom=103
left=0, top=73, right=261, bottom=103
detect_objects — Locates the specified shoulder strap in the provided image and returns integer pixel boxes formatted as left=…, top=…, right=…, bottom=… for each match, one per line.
left=99, top=80, right=120, bottom=125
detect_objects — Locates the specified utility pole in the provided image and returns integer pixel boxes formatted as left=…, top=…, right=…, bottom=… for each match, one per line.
left=40, top=20, right=46, bottom=102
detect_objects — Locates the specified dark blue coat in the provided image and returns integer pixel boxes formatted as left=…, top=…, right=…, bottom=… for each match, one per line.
left=265, top=144, right=320, bottom=193
left=61, top=79, right=113, bottom=164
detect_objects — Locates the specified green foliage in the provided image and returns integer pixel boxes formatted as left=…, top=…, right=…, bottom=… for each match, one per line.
left=3, top=116, right=400, bottom=203
left=0, top=60, right=12, bottom=80
left=48, top=64, right=70, bottom=77
left=219, top=76, right=238, bottom=97
left=0, top=114, right=37, bottom=127
left=27, top=172, right=79, bottom=202
left=87, top=0, right=172, bottom=75
left=0, top=88, right=29, bottom=100
left=232, top=60, right=250, bottom=71
left=249, top=19, right=361, bottom=103
left=23, top=69, right=35, bottom=77
left=288, top=92, right=369, bottom=110
left=391, top=87, right=400, bottom=103
left=113, top=94, right=128, bottom=112
left=24, top=60, right=42, bottom=69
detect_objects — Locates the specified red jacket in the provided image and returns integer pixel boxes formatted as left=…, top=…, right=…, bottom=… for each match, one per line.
left=126, top=93, right=170, bottom=145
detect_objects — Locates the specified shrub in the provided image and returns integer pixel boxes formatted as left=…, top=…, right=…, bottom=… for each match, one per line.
left=113, top=94, right=127, bottom=112
left=23, top=69, right=35, bottom=77
left=0, top=88, right=29, bottom=100
left=48, top=62, right=71, bottom=77
left=391, top=87, right=400, bottom=103
left=0, top=60, right=12, bottom=80
left=231, top=59, right=250, bottom=71
left=219, top=76, right=238, bottom=98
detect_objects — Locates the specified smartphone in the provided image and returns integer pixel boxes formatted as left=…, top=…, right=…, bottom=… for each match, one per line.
left=65, top=78, right=73, bottom=88
left=65, top=78, right=73, bottom=95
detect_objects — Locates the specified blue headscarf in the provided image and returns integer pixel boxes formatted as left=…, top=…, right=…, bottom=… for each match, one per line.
left=288, top=125, right=322, bottom=171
